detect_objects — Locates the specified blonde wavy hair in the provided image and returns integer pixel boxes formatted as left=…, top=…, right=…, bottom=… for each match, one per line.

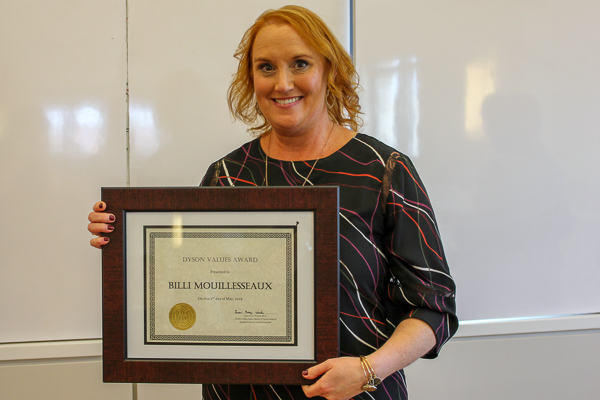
left=227, top=5, right=362, bottom=137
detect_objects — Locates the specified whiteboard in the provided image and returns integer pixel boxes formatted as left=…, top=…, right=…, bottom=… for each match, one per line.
left=0, top=0, right=127, bottom=343
left=0, top=0, right=349, bottom=343
left=355, top=0, right=600, bottom=320
left=127, top=0, right=351, bottom=186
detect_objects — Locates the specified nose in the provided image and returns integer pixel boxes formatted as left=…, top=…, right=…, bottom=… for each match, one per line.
left=275, top=69, right=293, bottom=93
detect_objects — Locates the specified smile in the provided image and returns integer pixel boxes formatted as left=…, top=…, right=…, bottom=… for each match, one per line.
left=273, top=96, right=302, bottom=105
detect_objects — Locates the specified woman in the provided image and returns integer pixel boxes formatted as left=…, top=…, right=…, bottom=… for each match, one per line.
left=89, top=6, right=457, bottom=400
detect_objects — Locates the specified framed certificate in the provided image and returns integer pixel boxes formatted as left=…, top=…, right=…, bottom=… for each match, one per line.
left=101, top=186, right=339, bottom=385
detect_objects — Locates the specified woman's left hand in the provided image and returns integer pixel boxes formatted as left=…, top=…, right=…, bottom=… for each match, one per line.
left=301, top=318, right=436, bottom=399
left=301, top=356, right=366, bottom=400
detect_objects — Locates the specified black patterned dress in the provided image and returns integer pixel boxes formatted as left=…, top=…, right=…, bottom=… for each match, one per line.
left=200, top=133, right=457, bottom=400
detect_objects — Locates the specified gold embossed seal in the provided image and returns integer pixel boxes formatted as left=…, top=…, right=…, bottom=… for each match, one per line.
left=169, top=303, right=196, bottom=330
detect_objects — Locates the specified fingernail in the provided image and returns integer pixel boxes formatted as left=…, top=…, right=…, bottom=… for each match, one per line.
left=99, top=203, right=105, bottom=210
left=302, top=370, right=308, bottom=376
left=107, top=225, right=114, bottom=232
left=109, top=215, right=115, bottom=222
left=103, top=237, right=110, bottom=243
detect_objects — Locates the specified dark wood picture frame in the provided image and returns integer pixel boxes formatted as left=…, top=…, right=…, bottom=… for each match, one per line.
left=101, top=186, right=339, bottom=384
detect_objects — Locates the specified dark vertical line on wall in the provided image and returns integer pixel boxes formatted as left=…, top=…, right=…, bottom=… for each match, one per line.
left=132, top=382, right=138, bottom=400
left=125, top=0, right=131, bottom=187
left=350, top=0, right=356, bottom=64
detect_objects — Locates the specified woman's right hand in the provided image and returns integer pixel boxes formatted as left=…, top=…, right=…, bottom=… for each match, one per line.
left=88, top=201, right=115, bottom=248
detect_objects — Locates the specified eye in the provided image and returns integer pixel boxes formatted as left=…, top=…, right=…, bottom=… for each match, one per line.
left=294, top=59, right=309, bottom=69
left=257, top=63, right=275, bottom=74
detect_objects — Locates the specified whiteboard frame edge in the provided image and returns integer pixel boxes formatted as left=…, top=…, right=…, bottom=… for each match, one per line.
left=455, top=313, right=600, bottom=338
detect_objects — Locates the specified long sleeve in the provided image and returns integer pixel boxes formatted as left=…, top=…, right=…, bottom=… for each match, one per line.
left=383, top=152, right=458, bottom=358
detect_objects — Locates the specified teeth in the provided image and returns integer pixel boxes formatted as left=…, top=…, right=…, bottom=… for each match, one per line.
left=274, top=97, right=301, bottom=105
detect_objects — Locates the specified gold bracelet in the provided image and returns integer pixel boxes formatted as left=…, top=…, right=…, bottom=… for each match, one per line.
left=358, top=356, right=373, bottom=390
left=362, top=356, right=382, bottom=386
left=359, top=356, right=381, bottom=392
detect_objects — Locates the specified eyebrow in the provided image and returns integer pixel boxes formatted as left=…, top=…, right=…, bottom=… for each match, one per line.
left=252, top=54, right=314, bottom=63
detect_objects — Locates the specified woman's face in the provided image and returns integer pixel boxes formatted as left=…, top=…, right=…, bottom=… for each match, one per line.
left=252, top=23, right=329, bottom=137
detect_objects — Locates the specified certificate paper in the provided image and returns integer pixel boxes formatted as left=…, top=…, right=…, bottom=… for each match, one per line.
left=146, top=225, right=297, bottom=346
left=126, top=210, right=316, bottom=361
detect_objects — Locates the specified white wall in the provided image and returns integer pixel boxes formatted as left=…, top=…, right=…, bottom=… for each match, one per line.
left=406, top=328, right=600, bottom=400
left=2, top=328, right=599, bottom=399
left=1, top=0, right=599, bottom=399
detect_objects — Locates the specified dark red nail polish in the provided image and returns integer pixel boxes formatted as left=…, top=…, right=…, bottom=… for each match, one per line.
left=109, top=215, right=115, bottom=222
left=302, top=370, right=308, bottom=376
left=107, top=225, right=114, bottom=232
left=103, top=237, right=110, bottom=243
